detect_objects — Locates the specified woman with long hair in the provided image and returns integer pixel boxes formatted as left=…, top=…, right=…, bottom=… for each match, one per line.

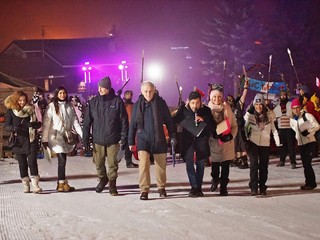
left=244, top=93, right=281, bottom=196
left=5, top=91, right=42, bottom=193
left=42, top=86, right=82, bottom=192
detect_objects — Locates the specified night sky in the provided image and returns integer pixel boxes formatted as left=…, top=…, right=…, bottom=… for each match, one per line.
left=1, top=0, right=320, bottom=105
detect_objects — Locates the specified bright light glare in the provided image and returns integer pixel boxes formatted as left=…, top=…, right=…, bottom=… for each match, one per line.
left=118, top=64, right=124, bottom=70
left=82, top=66, right=87, bottom=71
left=146, top=63, right=163, bottom=81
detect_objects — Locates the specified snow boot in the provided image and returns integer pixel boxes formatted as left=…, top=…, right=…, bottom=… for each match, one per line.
left=22, top=177, right=30, bottom=193
left=95, top=177, right=109, bottom=193
left=219, top=179, right=229, bottom=196
left=57, top=180, right=75, bottom=192
left=30, top=175, right=42, bottom=193
left=109, top=179, right=118, bottom=196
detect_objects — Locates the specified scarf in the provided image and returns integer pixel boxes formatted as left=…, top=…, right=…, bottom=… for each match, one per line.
left=12, top=104, right=36, bottom=142
left=135, top=94, right=163, bottom=145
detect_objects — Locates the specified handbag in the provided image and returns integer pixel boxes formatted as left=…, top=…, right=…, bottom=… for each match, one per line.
left=64, top=130, right=79, bottom=145
left=8, top=131, right=18, bottom=148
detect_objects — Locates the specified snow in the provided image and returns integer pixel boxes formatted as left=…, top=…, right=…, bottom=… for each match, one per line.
left=0, top=155, right=319, bottom=240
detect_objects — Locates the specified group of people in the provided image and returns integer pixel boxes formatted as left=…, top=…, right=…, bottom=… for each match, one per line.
left=4, top=76, right=320, bottom=200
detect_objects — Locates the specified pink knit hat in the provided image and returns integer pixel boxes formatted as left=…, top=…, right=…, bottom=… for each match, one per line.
left=291, top=98, right=301, bottom=108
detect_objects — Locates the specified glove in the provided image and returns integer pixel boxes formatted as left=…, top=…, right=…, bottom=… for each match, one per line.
left=170, top=137, right=177, bottom=148
left=42, top=142, right=48, bottom=149
left=28, top=121, right=42, bottom=129
left=301, top=130, right=309, bottom=137
left=219, top=133, right=233, bottom=142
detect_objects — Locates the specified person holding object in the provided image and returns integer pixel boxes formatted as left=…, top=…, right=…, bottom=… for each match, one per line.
left=82, top=77, right=128, bottom=196
left=4, top=91, right=42, bottom=193
left=244, top=93, right=281, bottom=196
left=42, top=86, right=83, bottom=192
left=128, top=81, right=175, bottom=200
left=173, top=91, right=216, bottom=197
left=208, top=84, right=238, bottom=196
left=290, top=98, right=319, bottom=190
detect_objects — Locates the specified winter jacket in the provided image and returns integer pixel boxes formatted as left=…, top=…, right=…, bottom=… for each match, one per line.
left=244, top=108, right=280, bottom=147
left=208, top=102, right=238, bottom=162
left=273, top=101, right=292, bottom=129
left=290, top=110, right=319, bottom=146
left=42, top=101, right=83, bottom=154
left=173, top=104, right=216, bottom=160
left=82, top=90, right=128, bottom=147
left=5, top=107, right=39, bottom=155
left=128, top=94, right=174, bottom=154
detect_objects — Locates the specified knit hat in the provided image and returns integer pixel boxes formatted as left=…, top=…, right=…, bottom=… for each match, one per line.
left=291, top=98, right=301, bottom=108
left=299, top=85, right=309, bottom=94
left=188, top=91, right=201, bottom=101
left=98, top=77, right=111, bottom=90
left=253, top=93, right=265, bottom=105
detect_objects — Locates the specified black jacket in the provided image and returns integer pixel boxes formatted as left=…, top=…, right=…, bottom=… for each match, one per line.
left=82, top=89, right=128, bottom=147
left=173, top=104, right=216, bottom=160
left=5, top=109, right=38, bottom=155
left=128, top=94, right=174, bottom=154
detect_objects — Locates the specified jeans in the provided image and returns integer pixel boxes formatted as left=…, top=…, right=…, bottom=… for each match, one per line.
left=184, top=145, right=205, bottom=189
left=299, top=142, right=317, bottom=187
left=15, top=152, right=39, bottom=178
left=57, top=153, right=67, bottom=180
left=247, top=141, right=270, bottom=191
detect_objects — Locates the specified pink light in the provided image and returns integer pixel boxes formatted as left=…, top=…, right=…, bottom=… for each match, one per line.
left=84, top=62, right=90, bottom=65
left=82, top=66, right=87, bottom=71
left=88, top=67, right=92, bottom=71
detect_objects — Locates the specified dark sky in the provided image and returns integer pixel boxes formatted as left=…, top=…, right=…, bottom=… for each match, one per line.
left=0, top=0, right=211, bottom=52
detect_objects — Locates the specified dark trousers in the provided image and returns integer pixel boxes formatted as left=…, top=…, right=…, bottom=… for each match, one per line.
left=279, top=128, right=296, bottom=164
left=299, top=142, right=317, bottom=187
left=15, top=152, right=39, bottom=178
left=211, top=161, right=230, bottom=182
left=57, top=153, right=67, bottom=180
left=184, top=145, right=205, bottom=189
left=247, top=142, right=270, bottom=191
left=124, top=145, right=133, bottom=165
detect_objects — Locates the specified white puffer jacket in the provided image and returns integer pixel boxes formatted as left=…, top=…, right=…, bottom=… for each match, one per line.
left=244, top=109, right=280, bottom=147
left=42, top=102, right=83, bottom=153
left=290, top=111, right=319, bottom=146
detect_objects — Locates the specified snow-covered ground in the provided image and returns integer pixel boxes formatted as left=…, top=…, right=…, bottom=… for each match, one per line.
left=0, top=154, right=319, bottom=240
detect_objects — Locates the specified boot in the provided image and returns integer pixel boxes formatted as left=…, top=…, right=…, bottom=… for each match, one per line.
left=95, top=177, right=109, bottom=193
left=238, top=156, right=249, bottom=169
left=109, top=179, right=118, bottom=196
left=231, top=158, right=241, bottom=167
left=57, top=180, right=75, bottom=192
left=210, top=178, right=219, bottom=192
left=219, top=179, right=229, bottom=196
left=30, top=175, right=42, bottom=193
left=22, top=177, right=30, bottom=193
